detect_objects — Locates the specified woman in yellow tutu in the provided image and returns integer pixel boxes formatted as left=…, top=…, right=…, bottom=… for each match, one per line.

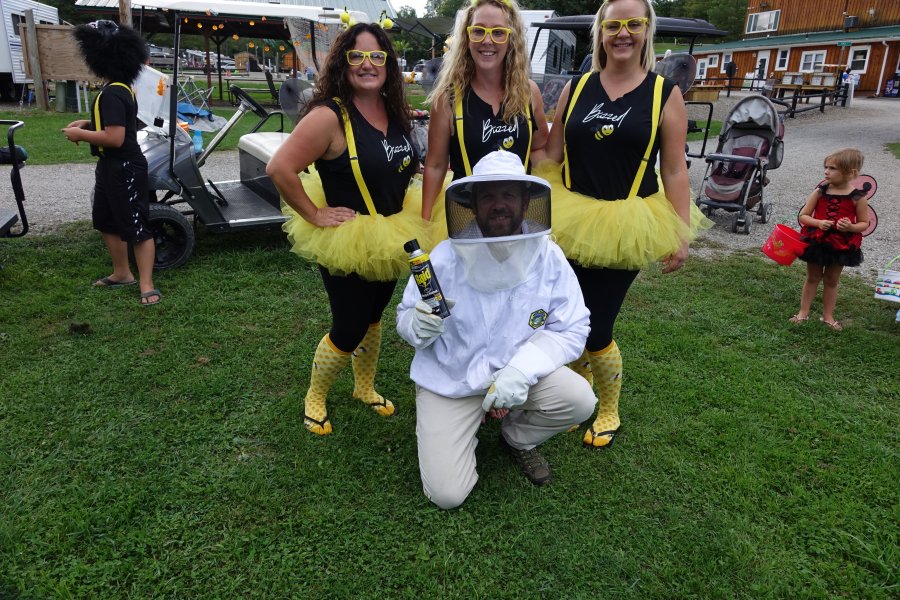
left=421, top=0, right=548, bottom=222
left=542, top=0, right=709, bottom=449
left=267, top=22, right=422, bottom=435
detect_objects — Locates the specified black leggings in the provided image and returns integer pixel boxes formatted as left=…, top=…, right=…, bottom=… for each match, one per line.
left=319, top=267, right=397, bottom=353
left=571, top=262, right=639, bottom=352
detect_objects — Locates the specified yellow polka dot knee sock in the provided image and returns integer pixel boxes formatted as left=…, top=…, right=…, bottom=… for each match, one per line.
left=583, top=340, right=622, bottom=449
left=568, top=347, right=594, bottom=387
left=304, top=334, right=350, bottom=435
left=351, top=322, right=395, bottom=417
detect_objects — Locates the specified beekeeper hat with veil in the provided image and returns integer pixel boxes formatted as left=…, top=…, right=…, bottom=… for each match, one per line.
left=444, top=150, right=551, bottom=292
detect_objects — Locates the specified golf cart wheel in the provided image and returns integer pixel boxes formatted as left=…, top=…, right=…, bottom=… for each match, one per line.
left=145, top=203, right=195, bottom=270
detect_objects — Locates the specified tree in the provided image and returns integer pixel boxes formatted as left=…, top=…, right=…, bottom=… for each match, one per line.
left=423, top=0, right=747, bottom=39
left=392, top=6, right=434, bottom=65
left=41, top=0, right=87, bottom=25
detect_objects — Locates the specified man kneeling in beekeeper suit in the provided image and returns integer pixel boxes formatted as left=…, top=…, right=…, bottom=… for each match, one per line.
left=396, top=150, right=596, bottom=509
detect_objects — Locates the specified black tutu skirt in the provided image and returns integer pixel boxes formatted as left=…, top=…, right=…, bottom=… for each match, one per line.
left=798, top=241, right=863, bottom=267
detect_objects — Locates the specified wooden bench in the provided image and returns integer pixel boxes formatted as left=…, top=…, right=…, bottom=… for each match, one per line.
left=685, top=85, right=724, bottom=102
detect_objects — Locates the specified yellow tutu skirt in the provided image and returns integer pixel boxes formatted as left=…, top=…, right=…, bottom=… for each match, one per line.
left=281, top=167, right=431, bottom=281
left=534, top=161, right=712, bottom=270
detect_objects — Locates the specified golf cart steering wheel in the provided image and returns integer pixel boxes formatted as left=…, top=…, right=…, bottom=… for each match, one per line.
left=230, top=85, right=269, bottom=119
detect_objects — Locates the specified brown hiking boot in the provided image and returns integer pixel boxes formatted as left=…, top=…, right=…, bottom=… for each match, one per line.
left=499, top=436, right=553, bottom=486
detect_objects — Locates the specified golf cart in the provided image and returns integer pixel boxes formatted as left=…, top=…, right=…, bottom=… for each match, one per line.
left=132, top=0, right=367, bottom=269
left=1, top=120, right=28, bottom=245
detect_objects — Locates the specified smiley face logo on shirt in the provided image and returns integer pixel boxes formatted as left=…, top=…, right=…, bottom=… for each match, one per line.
left=502, top=136, right=514, bottom=149
left=398, top=154, right=411, bottom=172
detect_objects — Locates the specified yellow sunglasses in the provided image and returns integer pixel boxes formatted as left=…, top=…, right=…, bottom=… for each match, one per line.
left=600, top=17, right=649, bottom=35
left=466, top=26, right=512, bottom=44
left=345, top=50, right=388, bottom=67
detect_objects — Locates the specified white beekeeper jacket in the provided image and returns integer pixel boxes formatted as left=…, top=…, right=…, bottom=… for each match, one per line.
left=396, top=238, right=590, bottom=398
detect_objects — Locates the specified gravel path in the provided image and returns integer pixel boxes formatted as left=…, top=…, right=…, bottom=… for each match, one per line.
left=686, top=92, right=899, bottom=279
left=12, top=92, right=900, bottom=279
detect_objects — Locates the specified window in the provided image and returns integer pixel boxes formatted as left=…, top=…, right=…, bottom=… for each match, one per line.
left=10, top=13, right=24, bottom=38
left=746, top=10, right=780, bottom=33
left=800, top=51, right=825, bottom=72
left=849, top=46, right=870, bottom=72
left=707, top=55, right=719, bottom=68
left=776, top=49, right=789, bottom=70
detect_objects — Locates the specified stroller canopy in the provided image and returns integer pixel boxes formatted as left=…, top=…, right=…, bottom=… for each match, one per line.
left=721, top=96, right=781, bottom=136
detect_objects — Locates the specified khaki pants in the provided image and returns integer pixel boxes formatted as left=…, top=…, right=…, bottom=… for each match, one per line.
left=416, top=366, right=596, bottom=509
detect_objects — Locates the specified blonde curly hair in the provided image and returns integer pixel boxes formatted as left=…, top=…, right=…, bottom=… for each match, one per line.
left=428, top=0, right=531, bottom=124
left=591, top=0, right=657, bottom=72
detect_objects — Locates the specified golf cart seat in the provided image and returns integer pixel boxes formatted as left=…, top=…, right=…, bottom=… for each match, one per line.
left=237, top=132, right=291, bottom=205
left=238, top=132, right=290, bottom=163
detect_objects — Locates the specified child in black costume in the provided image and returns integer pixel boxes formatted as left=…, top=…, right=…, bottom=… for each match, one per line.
left=791, top=148, right=868, bottom=331
left=62, top=21, right=160, bottom=305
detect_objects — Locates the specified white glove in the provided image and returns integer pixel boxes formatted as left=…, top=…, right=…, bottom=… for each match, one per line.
left=411, top=300, right=445, bottom=341
left=482, top=365, right=530, bottom=411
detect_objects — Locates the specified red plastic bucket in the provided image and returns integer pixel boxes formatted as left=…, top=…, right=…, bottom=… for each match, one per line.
left=761, top=224, right=808, bottom=265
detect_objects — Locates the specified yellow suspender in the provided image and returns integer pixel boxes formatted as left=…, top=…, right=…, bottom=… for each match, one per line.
left=627, top=74, right=665, bottom=200
left=92, top=82, right=135, bottom=156
left=454, top=87, right=534, bottom=176
left=562, top=72, right=592, bottom=189
left=523, top=102, right=532, bottom=169
left=453, top=88, right=472, bottom=176
left=562, top=73, right=664, bottom=198
left=333, top=98, right=378, bottom=216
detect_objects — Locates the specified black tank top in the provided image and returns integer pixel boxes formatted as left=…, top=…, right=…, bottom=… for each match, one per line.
left=315, top=100, right=415, bottom=216
left=90, top=83, right=146, bottom=164
left=448, top=87, right=533, bottom=180
left=563, top=72, right=675, bottom=199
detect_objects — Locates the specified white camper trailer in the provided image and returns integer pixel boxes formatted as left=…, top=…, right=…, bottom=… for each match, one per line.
left=521, top=10, right=576, bottom=84
left=0, top=0, right=59, bottom=101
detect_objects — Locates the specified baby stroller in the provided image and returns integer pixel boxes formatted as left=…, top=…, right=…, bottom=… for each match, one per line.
left=695, top=95, right=785, bottom=234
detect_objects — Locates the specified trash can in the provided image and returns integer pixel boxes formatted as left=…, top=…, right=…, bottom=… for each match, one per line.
left=64, top=81, right=80, bottom=112
left=55, top=80, right=67, bottom=112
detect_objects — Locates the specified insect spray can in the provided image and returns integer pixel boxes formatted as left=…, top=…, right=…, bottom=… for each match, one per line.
left=404, top=239, right=451, bottom=318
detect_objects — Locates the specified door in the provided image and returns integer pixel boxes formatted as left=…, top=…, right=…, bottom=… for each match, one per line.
left=755, top=50, right=771, bottom=79
left=697, top=58, right=708, bottom=83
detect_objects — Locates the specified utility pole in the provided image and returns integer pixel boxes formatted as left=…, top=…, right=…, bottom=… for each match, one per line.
left=119, top=0, right=132, bottom=28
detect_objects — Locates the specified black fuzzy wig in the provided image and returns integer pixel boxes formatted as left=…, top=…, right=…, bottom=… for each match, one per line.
left=73, top=20, right=149, bottom=84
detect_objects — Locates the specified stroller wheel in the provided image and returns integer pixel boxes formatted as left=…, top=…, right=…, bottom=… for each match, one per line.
left=731, top=214, right=740, bottom=233
left=759, top=202, right=772, bottom=224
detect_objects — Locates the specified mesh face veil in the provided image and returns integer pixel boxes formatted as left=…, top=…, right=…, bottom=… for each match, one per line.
left=444, top=151, right=551, bottom=292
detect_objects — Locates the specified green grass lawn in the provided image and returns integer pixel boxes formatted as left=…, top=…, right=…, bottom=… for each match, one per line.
left=1, top=102, right=287, bottom=165
left=1, top=226, right=897, bottom=598
left=886, top=142, right=900, bottom=159
left=2, top=82, right=427, bottom=165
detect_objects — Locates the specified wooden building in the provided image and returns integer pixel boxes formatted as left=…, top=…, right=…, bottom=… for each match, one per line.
left=691, top=0, right=900, bottom=95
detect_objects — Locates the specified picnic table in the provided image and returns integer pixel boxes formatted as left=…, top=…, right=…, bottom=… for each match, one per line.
left=224, top=74, right=282, bottom=106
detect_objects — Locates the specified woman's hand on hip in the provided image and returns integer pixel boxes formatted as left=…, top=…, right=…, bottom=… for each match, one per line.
left=308, top=206, right=357, bottom=227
